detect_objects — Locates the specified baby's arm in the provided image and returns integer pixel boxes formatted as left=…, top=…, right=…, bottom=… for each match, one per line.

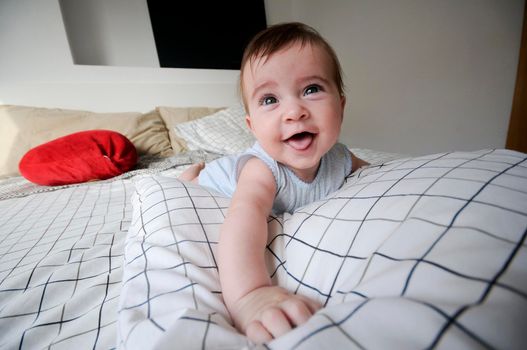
left=218, top=157, right=320, bottom=343
left=350, top=151, right=369, bottom=173
left=178, top=162, right=205, bottom=183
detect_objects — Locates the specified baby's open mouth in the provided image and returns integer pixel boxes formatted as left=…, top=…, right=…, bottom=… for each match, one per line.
left=284, top=131, right=315, bottom=151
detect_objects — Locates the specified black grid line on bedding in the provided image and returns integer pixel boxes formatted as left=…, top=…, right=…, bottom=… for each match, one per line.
left=428, top=226, right=527, bottom=348
left=290, top=296, right=499, bottom=350
left=291, top=300, right=370, bottom=350
left=401, top=155, right=527, bottom=294
left=0, top=179, right=133, bottom=349
left=179, top=180, right=220, bottom=271
left=371, top=251, right=527, bottom=299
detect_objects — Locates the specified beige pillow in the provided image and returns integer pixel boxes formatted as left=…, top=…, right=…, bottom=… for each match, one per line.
left=0, top=105, right=172, bottom=178
left=156, top=106, right=224, bottom=153
left=127, top=110, right=173, bottom=158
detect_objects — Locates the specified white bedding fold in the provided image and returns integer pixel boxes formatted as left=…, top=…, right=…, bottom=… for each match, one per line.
left=118, top=149, right=527, bottom=349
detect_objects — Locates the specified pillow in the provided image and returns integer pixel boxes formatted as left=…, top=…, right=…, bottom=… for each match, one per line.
left=127, top=110, right=173, bottom=158
left=156, top=106, right=224, bottom=153
left=119, top=149, right=527, bottom=349
left=19, top=130, right=137, bottom=186
left=172, top=103, right=256, bottom=155
left=0, top=105, right=172, bottom=178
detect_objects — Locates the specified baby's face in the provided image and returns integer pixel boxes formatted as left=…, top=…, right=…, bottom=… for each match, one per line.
left=242, top=42, right=345, bottom=182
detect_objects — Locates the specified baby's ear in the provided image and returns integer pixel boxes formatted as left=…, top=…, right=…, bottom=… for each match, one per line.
left=340, top=95, right=346, bottom=120
left=245, top=114, right=254, bottom=131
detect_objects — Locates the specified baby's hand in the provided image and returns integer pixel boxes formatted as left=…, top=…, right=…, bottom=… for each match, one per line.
left=228, top=285, right=321, bottom=344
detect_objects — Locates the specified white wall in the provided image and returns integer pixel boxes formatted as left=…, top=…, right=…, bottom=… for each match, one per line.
left=266, top=0, right=524, bottom=155
left=0, top=0, right=240, bottom=112
left=0, top=0, right=523, bottom=155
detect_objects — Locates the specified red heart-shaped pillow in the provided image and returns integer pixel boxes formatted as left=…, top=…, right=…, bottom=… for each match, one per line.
left=19, top=130, right=137, bottom=185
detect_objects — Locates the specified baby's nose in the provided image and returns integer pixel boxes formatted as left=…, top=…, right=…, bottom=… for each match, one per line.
left=283, top=103, right=308, bottom=121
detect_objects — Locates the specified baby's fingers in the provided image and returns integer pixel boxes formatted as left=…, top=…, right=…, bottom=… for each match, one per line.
left=246, top=320, right=272, bottom=344
left=280, top=298, right=314, bottom=326
left=296, top=294, right=322, bottom=314
left=261, top=307, right=293, bottom=338
left=247, top=308, right=293, bottom=343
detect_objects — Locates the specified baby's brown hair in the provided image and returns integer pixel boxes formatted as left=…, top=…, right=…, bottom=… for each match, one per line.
left=239, top=22, right=345, bottom=111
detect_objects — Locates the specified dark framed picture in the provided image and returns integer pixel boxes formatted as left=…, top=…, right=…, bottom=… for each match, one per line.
left=147, top=1, right=267, bottom=70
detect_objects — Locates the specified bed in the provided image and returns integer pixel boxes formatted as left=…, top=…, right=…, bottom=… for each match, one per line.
left=0, top=103, right=525, bottom=349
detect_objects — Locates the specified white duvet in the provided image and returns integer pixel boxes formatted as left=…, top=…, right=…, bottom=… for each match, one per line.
left=118, top=149, right=527, bottom=349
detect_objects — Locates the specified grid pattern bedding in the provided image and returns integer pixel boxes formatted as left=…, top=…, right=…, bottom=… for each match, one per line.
left=0, top=179, right=132, bottom=349
left=0, top=151, right=218, bottom=349
left=119, top=149, right=527, bottom=349
left=0, top=149, right=525, bottom=349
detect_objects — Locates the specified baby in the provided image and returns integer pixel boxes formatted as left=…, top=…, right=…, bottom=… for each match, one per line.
left=180, top=22, right=368, bottom=343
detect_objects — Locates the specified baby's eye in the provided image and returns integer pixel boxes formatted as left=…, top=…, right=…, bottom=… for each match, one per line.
left=304, top=84, right=321, bottom=95
left=259, top=96, right=277, bottom=106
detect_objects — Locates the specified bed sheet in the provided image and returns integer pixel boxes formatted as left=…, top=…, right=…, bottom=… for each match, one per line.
left=2, top=148, right=525, bottom=349
left=0, top=148, right=397, bottom=349
left=0, top=179, right=131, bottom=349
left=0, top=151, right=218, bottom=349
left=119, top=149, right=527, bottom=349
